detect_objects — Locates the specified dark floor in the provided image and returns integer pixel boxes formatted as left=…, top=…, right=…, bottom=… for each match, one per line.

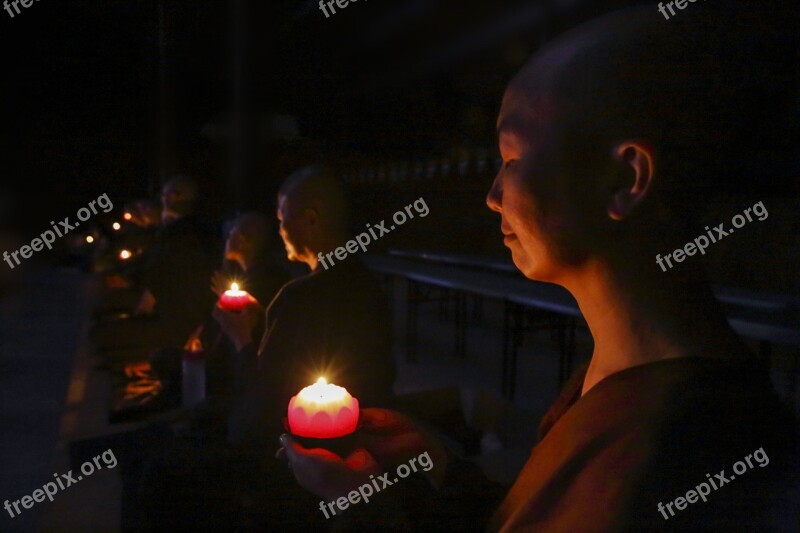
left=0, top=268, right=87, bottom=533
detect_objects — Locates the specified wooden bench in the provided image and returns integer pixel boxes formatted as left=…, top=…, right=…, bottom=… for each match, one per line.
left=367, top=250, right=800, bottom=401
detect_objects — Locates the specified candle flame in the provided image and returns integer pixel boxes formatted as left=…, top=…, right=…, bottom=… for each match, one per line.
left=123, top=212, right=132, bottom=221
left=112, top=222, right=121, bottom=231
left=298, top=378, right=347, bottom=403
left=119, top=249, right=131, bottom=260
left=86, top=236, right=94, bottom=244
left=230, top=282, right=239, bottom=291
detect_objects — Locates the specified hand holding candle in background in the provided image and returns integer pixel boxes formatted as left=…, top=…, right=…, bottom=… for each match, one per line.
left=218, top=282, right=255, bottom=312
left=210, top=270, right=230, bottom=296
left=212, top=283, right=263, bottom=352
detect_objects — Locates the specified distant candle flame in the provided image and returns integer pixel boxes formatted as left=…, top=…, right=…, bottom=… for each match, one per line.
left=112, top=222, right=121, bottom=231
left=119, top=249, right=131, bottom=260
left=123, top=212, right=132, bottom=221
left=86, top=236, right=94, bottom=244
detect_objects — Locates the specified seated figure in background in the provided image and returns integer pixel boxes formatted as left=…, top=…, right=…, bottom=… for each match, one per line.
left=90, top=176, right=220, bottom=360
left=112, top=211, right=290, bottom=422
left=135, top=166, right=395, bottom=530
left=216, top=164, right=396, bottom=451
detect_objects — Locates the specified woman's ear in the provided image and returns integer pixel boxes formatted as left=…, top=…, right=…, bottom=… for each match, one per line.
left=304, top=207, right=320, bottom=227
left=607, top=140, right=655, bottom=221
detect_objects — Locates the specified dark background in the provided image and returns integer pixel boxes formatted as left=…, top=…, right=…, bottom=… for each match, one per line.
left=2, top=0, right=799, bottom=291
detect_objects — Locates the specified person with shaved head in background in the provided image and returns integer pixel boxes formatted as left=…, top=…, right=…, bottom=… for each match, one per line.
left=135, top=166, right=395, bottom=530
left=121, top=211, right=290, bottom=420
left=92, top=176, right=220, bottom=361
left=215, top=165, right=396, bottom=450
left=281, top=3, right=798, bottom=531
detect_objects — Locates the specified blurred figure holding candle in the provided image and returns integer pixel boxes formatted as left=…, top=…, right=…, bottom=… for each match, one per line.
left=83, top=212, right=291, bottom=529
left=215, top=165, right=395, bottom=452
left=203, top=212, right=290, bottom=407
left=113, top=211, right=290, bottom=421
left=210, top=211, right=290, bottom=308
left=132, top=166, right=394, bottom=530
left=90, top=176, right=220, bottom=371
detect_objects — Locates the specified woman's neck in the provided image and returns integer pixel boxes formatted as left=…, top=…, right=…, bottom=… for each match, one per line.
left=561, top=257, right=746, bottom=396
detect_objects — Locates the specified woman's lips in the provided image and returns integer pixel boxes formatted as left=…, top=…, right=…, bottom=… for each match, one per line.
left=503, top=233, right=517, bottom=245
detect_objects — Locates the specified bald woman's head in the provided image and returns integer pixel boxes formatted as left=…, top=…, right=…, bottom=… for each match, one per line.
left=505, top=2, right=790, bottom=206
left=488, top=2, right=793, bottom=282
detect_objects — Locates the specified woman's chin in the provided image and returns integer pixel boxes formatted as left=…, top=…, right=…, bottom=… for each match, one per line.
left=510, top=250, right=550, bottom=282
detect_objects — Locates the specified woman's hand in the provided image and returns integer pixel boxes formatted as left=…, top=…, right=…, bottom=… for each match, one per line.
left=210, top=270, right=228, bottom=296
left=183, top=324, right=205, bottom=351
left=278, top=408, right=448, bottom=502
left=353, top=409, right=448, bottom=486
left=278, top=435, right=381, bottom=502
left=212, top=303, right=262, bottom=352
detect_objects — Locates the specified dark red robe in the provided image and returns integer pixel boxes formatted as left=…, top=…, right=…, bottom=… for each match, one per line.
left=489, top=356, right=797, bottom=532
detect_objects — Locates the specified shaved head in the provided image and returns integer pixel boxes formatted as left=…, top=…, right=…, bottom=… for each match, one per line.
left=234, top=212, right=269, bottom=248
left=505, top=2, right=793, bottom=212
left=489, top=1, right=795, bottom=282
left=162, top=175, right=198, bottom=218
left=276, top=165, right=351, bottom=266
left=225, top=211, right=270, bottom=269
left=279, top=165, right=350, bottom=237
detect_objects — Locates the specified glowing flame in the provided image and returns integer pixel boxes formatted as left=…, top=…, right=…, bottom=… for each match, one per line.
left=123, top=212, right=132, bottom=221
left=112, top=222, right=121, bottom=231
left=230, top=282, right=239, bottom=291
left=297, top=378, right=347, bottom=403
left=86, top=236, right=94, bottom=244
left=119, top=250, right=131, bottom=260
